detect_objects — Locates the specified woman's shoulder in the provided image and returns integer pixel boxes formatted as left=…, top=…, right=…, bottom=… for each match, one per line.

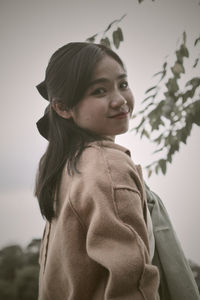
left=66, top=140, right=146, bottom=215
left=80, top=140, right=132, bottom=170
left=78, top=140, right=143, bottom=188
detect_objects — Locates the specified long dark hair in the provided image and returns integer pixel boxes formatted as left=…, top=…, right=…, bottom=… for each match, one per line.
left=35, top=42, right=124, bottom=222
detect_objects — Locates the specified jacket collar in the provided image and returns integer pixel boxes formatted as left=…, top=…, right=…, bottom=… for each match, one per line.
left=88, top=140, right=131, bottom=157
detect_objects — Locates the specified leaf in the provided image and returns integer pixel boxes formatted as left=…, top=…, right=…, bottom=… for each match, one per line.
left=193, top=58, right=199, bottom=68
left=194, top=36, right=200, bottom=46
left=166, top=78, right=179, bottom=94
left=194, top=116, right=200, bottom=126
left=162, top=103, right=172, bottom=117
left=145, top=86, right=157, bottom=94
left=153, top=71, right=163, bottom=77
left=171, top=62, right=185, bottom=75
left=153, top=133, right=163, bottom=145
left=180, top=44, right=189, bottom=58
left=168, top=134, right=177, bottom=146
left=180, top=130, right=188, bottom=144
left=134, top=117, right=145, bottom=131
left=117, top=27, right=124, bottom=41
left=112, top=29, right=120, bottom=49
left=185, top=77, right=200, bottom=88
left=137, top=102, right=154, bottom=115
left=147, top=169, right=152, bottom=178
left=160, top=70, right=167, bottom=81
left=151, top=118, right=164, bottom=131
left=189, top=100, right=200, bottom=126
left=105, top=19, right=118, bottom=33
left=169, top=142, right=180, bottom=155
left=142, top=129, right=150, bottom=139
left=184, top=120, right=193, bottom=136
left=155, top=164, right=160, bottom=174
left=176, top=50, right=183, bottom=64
left=163, top=62, right=167, bottom=69
left=86, top=34, right=98, bottom=43
left=167, top=153, right=172, bottom=163
left=100, top=37, right=111, bottom=48
left=159, top=159, right=167, bottom=175
left=182, top=89, right=196, bottom=103
left=148, top=108, right=158, bottom=119
left=142, top=94, right=155, bottom=103
left=104, top=14, right=126, bottom=33
left=153, top=147, right=164, bottom=154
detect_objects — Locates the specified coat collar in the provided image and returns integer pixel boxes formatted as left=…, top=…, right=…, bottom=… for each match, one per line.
left=88, top=140, right=131, bottom=157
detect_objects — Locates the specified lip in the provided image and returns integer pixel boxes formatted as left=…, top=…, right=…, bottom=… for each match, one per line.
left=108, top=111, right=129, bottom=119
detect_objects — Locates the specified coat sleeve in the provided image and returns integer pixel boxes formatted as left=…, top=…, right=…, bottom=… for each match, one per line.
left=82, top=186, right=160, bottom=300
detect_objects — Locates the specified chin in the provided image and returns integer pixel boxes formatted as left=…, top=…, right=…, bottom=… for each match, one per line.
left=100, top=125, right=129, bottom=137
left=116, top=130, right=128, bottom=136
left=118, top=125, right=129, bottom=134
left=111, top=127, right=129, bottom=136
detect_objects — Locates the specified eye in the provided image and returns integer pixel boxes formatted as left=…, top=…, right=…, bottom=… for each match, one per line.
left=91, top=87, right=106, bottom=96
left=120, top=81, right=128, bottom=89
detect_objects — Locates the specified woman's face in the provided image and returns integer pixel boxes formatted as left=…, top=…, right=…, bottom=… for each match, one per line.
left=70, top=54, right=134, bottom=139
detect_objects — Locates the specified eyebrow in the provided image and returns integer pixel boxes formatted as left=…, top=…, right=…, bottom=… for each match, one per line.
left=88, top=73, right=127, bottom=87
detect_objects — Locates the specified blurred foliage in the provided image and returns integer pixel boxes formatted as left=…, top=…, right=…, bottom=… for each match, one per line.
left=15, top=266, right=39, bottom=300
left=86, top=0, right=200, bottom=177
left=133, top=32, right=200, bottom=177
left=85, top=0, right=155, bottom=49
left=86, top=14, right=126, bottom=50
left=0, top=239, right=199, bottom=299
left=0, top=239, right=40, bottom=300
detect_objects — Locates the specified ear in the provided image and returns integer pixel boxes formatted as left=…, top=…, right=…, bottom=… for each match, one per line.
left=52, top=100, right=72, bottom=119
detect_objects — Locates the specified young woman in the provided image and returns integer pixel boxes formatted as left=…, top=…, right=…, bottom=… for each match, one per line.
left=35, top=42, right=160, bottom=299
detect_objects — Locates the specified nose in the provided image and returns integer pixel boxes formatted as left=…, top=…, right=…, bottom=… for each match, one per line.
left=110, top=90, right=127, bottom=108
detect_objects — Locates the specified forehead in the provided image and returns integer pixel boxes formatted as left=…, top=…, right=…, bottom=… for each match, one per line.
left=92, top=55, right=125, bottom=79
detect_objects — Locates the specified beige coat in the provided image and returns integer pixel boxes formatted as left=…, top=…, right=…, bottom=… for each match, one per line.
left=38, top=140, right=160, bottom=300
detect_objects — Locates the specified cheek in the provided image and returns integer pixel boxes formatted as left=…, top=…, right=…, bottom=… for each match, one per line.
left=72, top=98, right=107, bottom=126
left=73, top=105, right=99, bottom=125
left=128, top=91, right=135, bottom=113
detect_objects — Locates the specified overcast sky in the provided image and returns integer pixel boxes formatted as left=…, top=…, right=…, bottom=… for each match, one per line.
left=1, top=0, right=200, bottom=263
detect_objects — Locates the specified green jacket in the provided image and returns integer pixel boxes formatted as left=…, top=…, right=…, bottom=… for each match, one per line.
left=146, top=184, right=200, bottom=300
